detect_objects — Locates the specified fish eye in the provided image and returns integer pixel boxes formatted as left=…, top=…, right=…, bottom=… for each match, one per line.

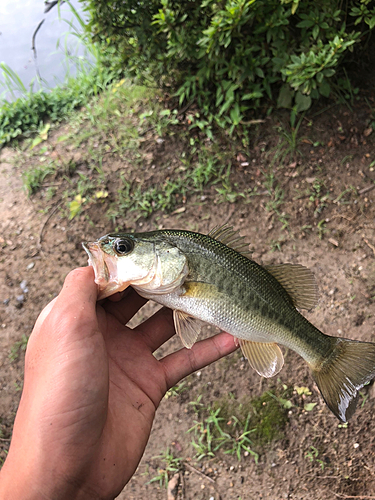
left=114, top=238, right=134, bottom=255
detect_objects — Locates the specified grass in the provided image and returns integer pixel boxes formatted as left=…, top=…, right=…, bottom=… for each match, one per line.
left=186, top=387, right=292, bottom=464
left=9, top=334, right=29, bottom=362
left=148, top=448, right=183, bottom=488
left=15, top=77, right=254, bottom=224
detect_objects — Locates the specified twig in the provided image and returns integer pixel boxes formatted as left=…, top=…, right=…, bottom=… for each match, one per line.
left=0, top=437, right=11, bottom=442
left=31, top=19, right=45, bottom=61
left=359, top=184, right=375, bottom=195
left=184, top=463, right=215, bottom=484
left=177, top=101, right=194, bottom=117
left=333, top=493, right=375, bottom=499
left=363, top=238, right=375, bottom=257
left=240, top=119, right=266, bottom=125
left=221, top=205, right=236, bottom=228
left=179, top=470, right=186, bottom=500
left=38, top=201, right=64, bottom=253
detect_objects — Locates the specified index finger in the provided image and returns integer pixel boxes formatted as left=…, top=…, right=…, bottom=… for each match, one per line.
left=160, top=331, right=238, bottom=389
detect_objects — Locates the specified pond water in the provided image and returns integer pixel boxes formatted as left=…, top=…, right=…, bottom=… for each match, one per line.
left=0, top=0, right=89, bottom=101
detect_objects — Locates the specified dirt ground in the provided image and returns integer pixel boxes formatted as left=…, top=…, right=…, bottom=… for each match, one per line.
left=1, top=96, right=375, bottom=500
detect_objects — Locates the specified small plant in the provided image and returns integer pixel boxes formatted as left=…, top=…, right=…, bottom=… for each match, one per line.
left=223, top=414, right=259, bottom=462
left=148, top=448, right=183, bottom=488
left=22, top=164, right=55, bottom=195
left=165, top=382, right=188, bottom=399
left=305, top=445, right=325, bottom=471
left=186, top=392, right=287, bottom=463
left=9, top=334, right=29, bottom=362
left=273, top=109, right=306, bottom=164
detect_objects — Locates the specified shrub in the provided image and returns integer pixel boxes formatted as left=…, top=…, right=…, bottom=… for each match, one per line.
left=85, top=0, right=375, bottom=126
left=0, top=65, right=118, bottom=147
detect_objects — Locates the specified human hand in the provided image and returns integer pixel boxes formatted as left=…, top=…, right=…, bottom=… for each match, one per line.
left=0, top=267, right=237, bottom=500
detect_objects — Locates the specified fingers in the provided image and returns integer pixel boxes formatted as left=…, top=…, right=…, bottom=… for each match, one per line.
left=135, top=307, right=175, bottom=352
left=160, top=331, right=238, bottom=389
left=55, top=266, right=98, bottom=311
left=102, top=287, right=147, bottom=325
left=34, top=297, right=58, bottom=331
left=29, top=267, right=99, bottom=346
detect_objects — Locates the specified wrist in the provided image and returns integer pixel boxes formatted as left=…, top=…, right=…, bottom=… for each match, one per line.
left=0, top=454, right=100, bottom=500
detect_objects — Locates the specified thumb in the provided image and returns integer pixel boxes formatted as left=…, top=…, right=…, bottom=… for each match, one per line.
left=31, top=267, right=99, bottom=345
left=56, top=266, right=98, bottom=310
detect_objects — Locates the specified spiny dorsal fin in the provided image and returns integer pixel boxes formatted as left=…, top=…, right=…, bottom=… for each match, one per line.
left=173, top=310, right=203, bottom=349
left=208, top=224, right=251, bottom=257
left=264, top=263, right=318, bottom=310
left=239, top=339, right=284, bottom=378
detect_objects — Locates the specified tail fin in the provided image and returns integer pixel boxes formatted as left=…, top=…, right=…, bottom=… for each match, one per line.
left=310, top=338, right=375, bottom=422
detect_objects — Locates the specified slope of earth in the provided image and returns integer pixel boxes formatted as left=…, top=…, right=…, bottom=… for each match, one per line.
left=0, top=91, right=375, bottom=500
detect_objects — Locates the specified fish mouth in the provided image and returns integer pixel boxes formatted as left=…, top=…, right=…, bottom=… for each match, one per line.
left=82, top=241, right=130, bottom=299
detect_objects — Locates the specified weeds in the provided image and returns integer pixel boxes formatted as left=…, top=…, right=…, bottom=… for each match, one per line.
left=273, top=110, right=306, bottom=164
left=165, top=382, right=188, bottom=399
left=305, top=445, right=325, bottom=470
left=263, top=170, right=289, bottom=230
left=148, top=448, right=183, bottom=488
left=9, top=334, right=29, bottom=362
left=22, top=164, right=56, bottom=195
left=187, top=388, right=291, bottom=463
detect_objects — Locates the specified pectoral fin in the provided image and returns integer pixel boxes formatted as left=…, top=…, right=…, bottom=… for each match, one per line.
left=173, top=310, right=203, bottom=349
left=239, top=339, right=284, bottom=378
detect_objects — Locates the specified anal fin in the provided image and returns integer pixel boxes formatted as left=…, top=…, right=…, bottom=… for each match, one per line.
left=239, top=339, right=284, bottom=378
left=173, top=310, right=203, bottom=349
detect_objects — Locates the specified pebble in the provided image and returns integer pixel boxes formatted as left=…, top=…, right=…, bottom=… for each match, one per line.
left=26, top=262, right=35, bottom=270
left=20, top=280, right=28, bottom=293
left=15, top=295, right=25, bottom=309
left=3, top=298, right=10, bottom=305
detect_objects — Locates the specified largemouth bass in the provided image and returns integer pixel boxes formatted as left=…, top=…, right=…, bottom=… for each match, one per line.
left=83, top=225, right=375, bottom=422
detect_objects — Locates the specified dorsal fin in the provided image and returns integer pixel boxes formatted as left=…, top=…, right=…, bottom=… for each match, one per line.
left=264, top=263, right=318, bottom=310
left=208, top=224, right=251, bottom=256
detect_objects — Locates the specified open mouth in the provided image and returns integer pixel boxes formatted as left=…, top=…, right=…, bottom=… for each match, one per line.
left=82, top=241, right=130, bottom=299
left=82, top=241, right=108, bottom=281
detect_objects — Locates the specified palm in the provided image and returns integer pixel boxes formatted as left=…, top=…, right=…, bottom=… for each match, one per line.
left=3, top=268, right=237, bottom=500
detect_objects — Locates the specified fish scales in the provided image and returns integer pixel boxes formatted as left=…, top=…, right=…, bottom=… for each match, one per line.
left=160, top=230, right=327, bottom=360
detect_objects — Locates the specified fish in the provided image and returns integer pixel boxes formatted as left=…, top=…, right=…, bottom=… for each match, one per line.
left=82, top=225, right=375, bottom=422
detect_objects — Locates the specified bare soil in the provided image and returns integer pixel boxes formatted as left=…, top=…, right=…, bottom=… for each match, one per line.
left=1, top=98, right=375, bottom=500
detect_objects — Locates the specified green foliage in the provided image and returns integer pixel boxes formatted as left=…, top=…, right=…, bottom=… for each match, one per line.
left=148, top=448, right=182, bottom=488
left=22, top=163, right=56, bottom=196
left=188, top=403, right=259, bottom=462
left=0, top=66, right=118, bottom=148
left=9, top=334, right=29, bottom=362
left=186, top=388, right=291, bottom=462
left=85, top=0, right=375, bottom=127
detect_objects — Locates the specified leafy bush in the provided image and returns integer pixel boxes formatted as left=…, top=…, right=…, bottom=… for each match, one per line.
left=85, top=0, right=375, bottom=126
left=0, top=66, right=118, bottom=147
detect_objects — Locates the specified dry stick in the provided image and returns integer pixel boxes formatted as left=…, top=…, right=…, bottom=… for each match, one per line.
left=31, top=19, right=45, bottom=82
left=333, top=493, right=375, bottom=499
left=363, top=238, right=375, bottom=257
left=38, top=201, right=64, bottom=254
left=358, top=184, right=375, bottom=195
left=184, top=463, right=222, bottom=500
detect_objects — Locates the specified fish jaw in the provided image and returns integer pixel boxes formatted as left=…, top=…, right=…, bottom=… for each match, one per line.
left=82, top=241, right=131, bottom=299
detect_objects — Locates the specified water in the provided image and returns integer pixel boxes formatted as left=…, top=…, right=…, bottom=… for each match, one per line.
left=0, top=0, right=89, bottom=101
